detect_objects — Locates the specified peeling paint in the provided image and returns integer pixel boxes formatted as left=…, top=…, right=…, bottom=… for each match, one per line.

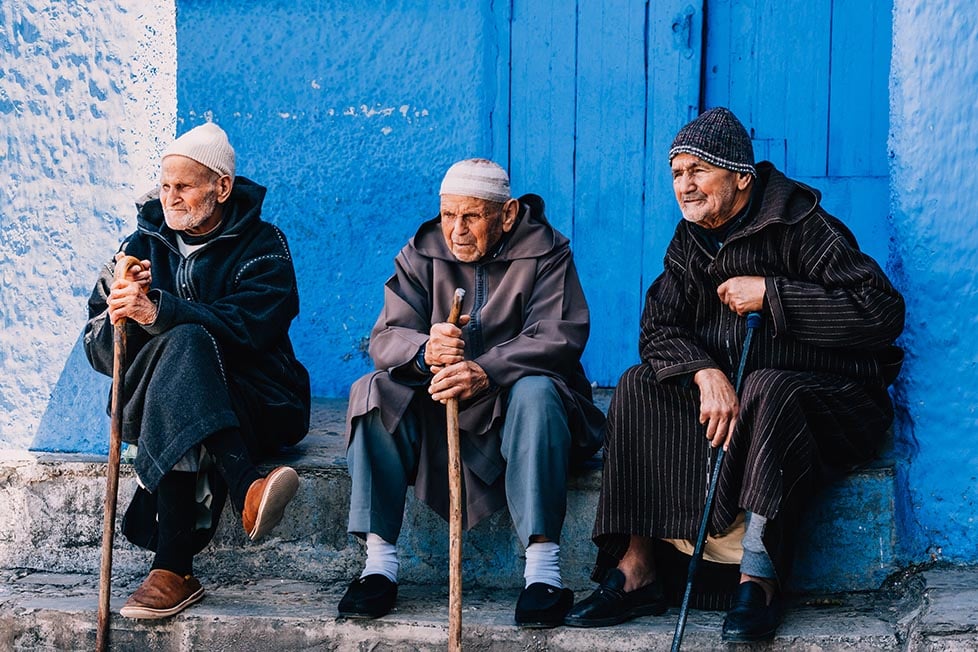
left=0, top=0, right=176, bottom=452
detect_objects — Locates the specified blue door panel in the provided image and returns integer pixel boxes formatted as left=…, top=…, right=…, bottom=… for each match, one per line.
left=509, top=0, right=578, bottom=239
left=704, top=0, right=892, bottom=270
left=829, top=0, right=892, bottom=177
left=573, top=0, right=649, bottom=382
left=643, top=2, right=705, bottom=297
left=705, top=0, right=833, bottom=178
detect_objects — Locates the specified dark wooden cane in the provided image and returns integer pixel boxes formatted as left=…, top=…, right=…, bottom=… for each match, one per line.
left=670, top=311, right=762, bottom=652
left=96, top=255, right=143, bottom=652
left=445, top=288, right=466, bottom=652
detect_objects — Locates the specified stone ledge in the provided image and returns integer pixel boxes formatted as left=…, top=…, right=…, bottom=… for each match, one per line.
left=0, top=568, right=936, bottom=652
left=3, top=389, right=898, bottom=593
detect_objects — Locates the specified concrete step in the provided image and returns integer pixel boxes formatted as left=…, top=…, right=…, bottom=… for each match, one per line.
left=1, top=393, right=897, bottom=595
left=6, top=566, right=969, bottom=652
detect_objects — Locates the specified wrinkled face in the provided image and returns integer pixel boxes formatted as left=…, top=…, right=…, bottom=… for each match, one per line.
left=671, top=153, right=752, bottom=229
left=439, top=194, right=517, bottom=263
left=160, top=156, right=231, bottom=235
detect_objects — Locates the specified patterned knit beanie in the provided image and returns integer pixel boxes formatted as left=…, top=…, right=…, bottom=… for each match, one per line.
left=163, top=122, right=236, bottom=179
left=439, top=158, right=511, bottom=203
left=669, top=107, right=756, bottom=176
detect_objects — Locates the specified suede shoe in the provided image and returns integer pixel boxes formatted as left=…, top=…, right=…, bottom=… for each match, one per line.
left=564, top=569, right=668, bottom=628
left=721, top=581, right=784, bottom=642
left=242, top=466, right=299, bottom=541
left=119, top=569, right=204, bottom=620
left=337, top=574, right=398, bottom=619
left=514, top=582, right=574, bottom=628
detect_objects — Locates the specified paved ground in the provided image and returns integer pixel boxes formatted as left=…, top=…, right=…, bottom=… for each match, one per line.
left=2, top=564, right=977, bottom=650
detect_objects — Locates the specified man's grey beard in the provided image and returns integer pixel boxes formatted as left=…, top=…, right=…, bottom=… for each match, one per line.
left=164, top=191, right=219, bottom=232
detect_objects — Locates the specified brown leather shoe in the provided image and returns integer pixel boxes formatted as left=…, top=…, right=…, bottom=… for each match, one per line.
left=119, top=569, right=204, bottom=620
left=242, top=465, right=300, bottom=541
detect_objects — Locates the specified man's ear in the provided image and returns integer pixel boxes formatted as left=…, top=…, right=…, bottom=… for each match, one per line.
left=736, top=172, right=753, bottom=192
left=216, top=175, right=234, bottom=203
left=501, top=198, right=520, bottom=232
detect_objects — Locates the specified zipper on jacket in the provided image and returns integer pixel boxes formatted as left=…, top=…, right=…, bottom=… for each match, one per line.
left=175, top=255, right=200, bottom=302
left=468, top=265, right=489, bottom=357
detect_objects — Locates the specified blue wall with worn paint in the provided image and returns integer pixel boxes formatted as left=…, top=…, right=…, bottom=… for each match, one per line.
left=889, top=0, right=978, bottom=563
left=175, top=0, right=508, bottom=397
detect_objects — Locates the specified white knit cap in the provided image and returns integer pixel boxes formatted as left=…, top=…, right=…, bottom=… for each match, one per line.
left=439, top=158, right=510, bottom=203
left=162, top=122, right=236, bottom=178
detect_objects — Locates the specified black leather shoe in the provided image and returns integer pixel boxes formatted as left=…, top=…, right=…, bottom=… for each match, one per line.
left=337, top=574, right=398, bottom=619
left=721, top=581, right=784, bottom=642
left=564, top=569, right=668, bottom=628
left=515, top=582, right=574, bottom=628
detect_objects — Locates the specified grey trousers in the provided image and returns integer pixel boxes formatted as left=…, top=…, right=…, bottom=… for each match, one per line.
left=347, top=376, right=571, bottom=546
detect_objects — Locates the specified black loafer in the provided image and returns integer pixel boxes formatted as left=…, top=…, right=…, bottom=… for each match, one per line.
left=515, top=582, right=574, bottom=628
left=564, top=569, right=668, bottom=628
left=337, top=574, right=398, bottom=619
left=721, top=581, right=784, bottom=642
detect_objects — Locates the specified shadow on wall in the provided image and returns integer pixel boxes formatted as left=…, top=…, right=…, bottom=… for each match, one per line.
left=31, top=333, right=111, bottom=455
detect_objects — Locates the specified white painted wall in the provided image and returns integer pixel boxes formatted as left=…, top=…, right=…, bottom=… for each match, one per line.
left=0, top=1, right=175, bottom=450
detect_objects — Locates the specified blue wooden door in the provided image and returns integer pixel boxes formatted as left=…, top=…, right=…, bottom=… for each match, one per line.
left=509, top=0, right=703, bottom=386
left=508, top=0, right=891, bottom=387
left=704, top=0, right=893, bottom=265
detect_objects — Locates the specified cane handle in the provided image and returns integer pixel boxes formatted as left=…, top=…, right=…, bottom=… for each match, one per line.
left=447, top=288, right=465, bottom=326
left=113, top=254, right=143, bottom=282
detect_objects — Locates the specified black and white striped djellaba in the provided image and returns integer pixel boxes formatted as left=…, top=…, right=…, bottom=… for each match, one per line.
left=591, top=162, right=905, bottom=585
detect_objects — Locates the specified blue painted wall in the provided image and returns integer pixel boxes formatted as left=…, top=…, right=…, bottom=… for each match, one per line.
left=175, top=0, right=509, bottom=397
left=889, top=0, right=978, bottom=564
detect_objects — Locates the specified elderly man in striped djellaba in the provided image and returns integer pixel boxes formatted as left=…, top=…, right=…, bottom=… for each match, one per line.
left=565, top=107, right=905, bottom=643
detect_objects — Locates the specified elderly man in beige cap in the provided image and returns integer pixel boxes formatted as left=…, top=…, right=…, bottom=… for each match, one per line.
left=338, top=158, right=605, bottom=627
left=83, top=122, right=310, bottom=619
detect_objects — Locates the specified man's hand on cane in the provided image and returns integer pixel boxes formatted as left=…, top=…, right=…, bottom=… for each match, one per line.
left=717, top=275, right=765, bottom=316
left=430, top=361, right=490, bottom=403
left=425, top=316, right=469, bottom=372
left=693, top=368, right=740, bottom=450
left=426, top=314, right=490, bottom=403
left=107, top=253, right=156, bottom=325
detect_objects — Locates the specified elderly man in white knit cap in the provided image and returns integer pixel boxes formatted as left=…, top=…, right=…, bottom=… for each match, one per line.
left=339, top=158, right=605, bottom=627
left=84, top=122, right=310, bottom=619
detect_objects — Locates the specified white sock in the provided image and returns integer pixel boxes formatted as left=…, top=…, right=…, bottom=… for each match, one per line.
left=523, top=541, right=562, bottom=588
left=361, top=532, right=399, bottom=583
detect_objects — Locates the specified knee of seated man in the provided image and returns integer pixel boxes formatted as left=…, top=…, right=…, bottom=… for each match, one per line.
left=503, top=376, right=569, bottom=452
left=162, top=323, right=216, bottom=348
left=739, top=369, right=806, bottom=411
left=508, top=376, right=559, bottom=406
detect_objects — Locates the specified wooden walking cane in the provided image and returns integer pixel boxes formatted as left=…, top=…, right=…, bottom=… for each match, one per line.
left=96, top=255, right=145, bottom=652
left=445, top=287, right=466, bottom=652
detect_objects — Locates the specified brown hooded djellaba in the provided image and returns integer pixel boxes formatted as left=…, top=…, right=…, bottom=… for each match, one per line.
left=347, top=194, right=605, bottom=528
left=592, top=162, right=905, bottom=581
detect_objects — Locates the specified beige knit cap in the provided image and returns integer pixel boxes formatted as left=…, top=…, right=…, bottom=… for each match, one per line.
left=439, top=158, right=511, bottom=203
left=162, top=122, right=236, bottom=178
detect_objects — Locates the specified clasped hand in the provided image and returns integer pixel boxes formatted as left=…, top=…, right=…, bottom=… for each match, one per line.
left=425, top=315, right=489, bottom=403
left=717, top=275, right=765, bottom=315
left=106, top=252, right=157, bottom=325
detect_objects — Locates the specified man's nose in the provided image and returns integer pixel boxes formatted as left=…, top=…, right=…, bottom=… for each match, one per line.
left=675, top=173, right=695, bottom=193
